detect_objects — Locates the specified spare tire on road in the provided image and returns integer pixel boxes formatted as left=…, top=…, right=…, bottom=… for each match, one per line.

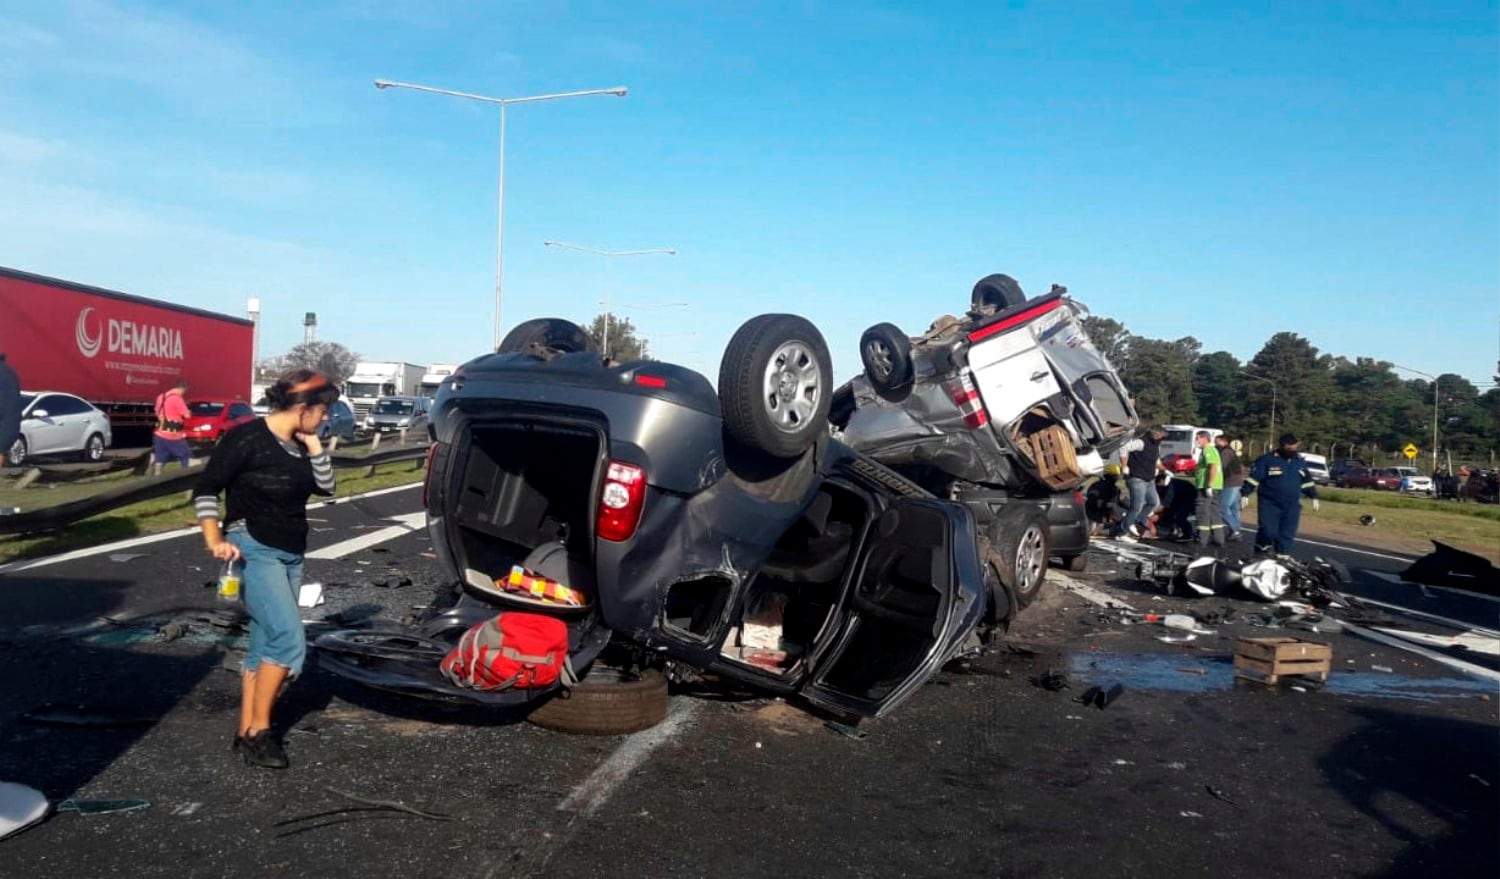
left=498, top=318, right=597, bottom=356
left=526, top=667, right=670, bottom=735
left=718, top=314, right=833, bottom=459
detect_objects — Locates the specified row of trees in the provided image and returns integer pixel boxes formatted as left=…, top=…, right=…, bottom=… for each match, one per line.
left=1082, top=318, right=1500, bottom=464
left=253, top=314, right=652, bottom=387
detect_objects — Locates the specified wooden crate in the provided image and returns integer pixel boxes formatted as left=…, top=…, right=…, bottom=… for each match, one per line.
left=1233, top=636, right=1333, bottom=685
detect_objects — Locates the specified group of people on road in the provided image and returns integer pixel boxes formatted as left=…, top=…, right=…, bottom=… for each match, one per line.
left=1106, top=425, right=1319, bottom=556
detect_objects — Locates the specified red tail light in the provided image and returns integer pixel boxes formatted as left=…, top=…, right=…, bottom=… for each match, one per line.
left=597, top=461, right=647, bottom=542
left=421, top=443, right=442, bottom=509
left=944, top=371, right=990, bottom=429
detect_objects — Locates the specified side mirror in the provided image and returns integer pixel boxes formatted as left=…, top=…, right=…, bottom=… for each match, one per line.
left=30, top=409, right=49, bottom=419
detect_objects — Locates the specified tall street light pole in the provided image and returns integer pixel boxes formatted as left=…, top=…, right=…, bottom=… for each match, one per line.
left=1392, top=364, right=1440, bottom=474
left=1239, top=370, right=1277, bottom=453
left=542, top=241, right=677, bottom=358
left=374, top=79, right=628, bottom=351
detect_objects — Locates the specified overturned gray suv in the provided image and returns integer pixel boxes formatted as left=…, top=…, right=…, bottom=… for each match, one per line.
left=318, top=313, right=993, bottom=734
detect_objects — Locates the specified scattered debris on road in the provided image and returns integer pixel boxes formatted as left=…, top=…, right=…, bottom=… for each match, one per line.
left=20, top=703, right=156, bottom=727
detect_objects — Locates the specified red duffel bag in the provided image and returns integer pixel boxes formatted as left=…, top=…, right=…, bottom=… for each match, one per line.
left=440, top=612, right=572, bottom=691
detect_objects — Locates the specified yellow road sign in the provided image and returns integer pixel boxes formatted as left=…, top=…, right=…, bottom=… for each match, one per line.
left=1402, top=443, right=1419, bottom=460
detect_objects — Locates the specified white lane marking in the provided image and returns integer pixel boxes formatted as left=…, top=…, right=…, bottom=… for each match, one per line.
left=0, top=527, right=200, bottom=575
left=0, top=482, right=423, bottom=575
left=1048, top=570, right=1136, bottom=611
left=315, top=482, right=420, bottom=505
left=1342, top=622, right=1500, bottom=682
left=1299, top=538, right=1415, bottom=564
left=304, top=512, right=426, bottom=560
left=1369, top=626, right=1500, bottom=657
left=557, top=700, right=701, bottom=818
left=1342, top=592, right=1500, bottom=637
left=1362, top=570, right=1500, bottom=605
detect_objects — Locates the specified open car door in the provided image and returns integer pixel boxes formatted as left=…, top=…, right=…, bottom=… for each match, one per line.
left=799, top=495, right=986, bottom=718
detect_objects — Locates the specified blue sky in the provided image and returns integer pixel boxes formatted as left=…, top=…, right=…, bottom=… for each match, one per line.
left=2, top=1, right=1496, bottom=386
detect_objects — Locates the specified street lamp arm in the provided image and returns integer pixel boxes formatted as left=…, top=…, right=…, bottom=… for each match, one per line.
left=375, top=80, right=627, bottom=106
left=545, top=241, right=677, bottom=258
left=545, top=240, right=614, bottom=257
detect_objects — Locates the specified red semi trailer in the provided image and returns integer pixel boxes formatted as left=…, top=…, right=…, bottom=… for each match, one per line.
left=0, top=266, right=254, bottom=430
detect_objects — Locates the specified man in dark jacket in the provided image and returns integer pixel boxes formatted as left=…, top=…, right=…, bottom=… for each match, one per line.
left=1215, top=435, right=1246, bottom=540
left=1117, top=425, right=1167, bottom=540
left=1244, top=433, right=1320, bottom=556
left=0, top=352, right=20, bottom=465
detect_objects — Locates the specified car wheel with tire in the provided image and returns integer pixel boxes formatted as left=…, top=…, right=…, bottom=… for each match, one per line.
left=859, top=322, right=914, bottom=393
left=719, top=314, right=833, bottom=459
left=526, top=667, right=670, bottom=735
left=989, top=505, right=1051, bottom=609
left=81, top=433, right=105, bottom=463
left=498, top=318, right=598, bottom=356
left=971, top=273, right=1027, bottom=315
left=6, top=437, right=26, bottom=467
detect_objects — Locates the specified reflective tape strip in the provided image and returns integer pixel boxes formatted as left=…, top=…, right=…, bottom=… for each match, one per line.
left=946, top=370, right=989, bottom=429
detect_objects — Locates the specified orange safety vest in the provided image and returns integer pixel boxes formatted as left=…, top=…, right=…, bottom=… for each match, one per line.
left=498, top=566, right=586, bottom=607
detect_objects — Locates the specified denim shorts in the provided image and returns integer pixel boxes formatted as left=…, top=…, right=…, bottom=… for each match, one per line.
left=227, top=528, right=306, bottom=676
left=152, top=435, right=192, bottom=464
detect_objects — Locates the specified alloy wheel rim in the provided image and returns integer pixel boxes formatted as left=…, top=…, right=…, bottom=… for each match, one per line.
left=762, top=340, right=821, bottom=434
left=865, top=340, right=894, bottom=379
left=1016, top=525, right=1045, bottom=593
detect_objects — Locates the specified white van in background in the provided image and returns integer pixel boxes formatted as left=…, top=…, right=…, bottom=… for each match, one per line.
left=1300, top=453, right=1331, bottom=485
left=1160, top=425, right=1223, bottom=460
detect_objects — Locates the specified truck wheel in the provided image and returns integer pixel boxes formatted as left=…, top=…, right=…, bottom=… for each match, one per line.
left=859, top=322, right=913, bottom=394
left=6, top=438, right=26, bottom=467
left=971, top=274, right=1027, bottom=315
left=526, top=667, right=670, bottom=735
left=989, top=505, right=1050, bottom=609
left=1059, top=553, right=1089, bottom=573
left=81, top=433, right=105, bottom=463
left=719, top=314, right=833, bottom=459
left=498, top=318, right=597, bottom=356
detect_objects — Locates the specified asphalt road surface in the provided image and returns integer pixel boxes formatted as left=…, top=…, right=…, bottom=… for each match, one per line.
left=0, top=484, right=1494, bottom=878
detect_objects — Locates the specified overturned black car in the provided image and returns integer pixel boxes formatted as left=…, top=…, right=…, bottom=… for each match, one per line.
left=318, top=313, right=997, bottom=732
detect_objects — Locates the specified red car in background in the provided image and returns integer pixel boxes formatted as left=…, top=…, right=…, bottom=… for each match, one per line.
left=184, top=400, right=258, bottom=445
left=1338, top=467, right=1401, bottom=491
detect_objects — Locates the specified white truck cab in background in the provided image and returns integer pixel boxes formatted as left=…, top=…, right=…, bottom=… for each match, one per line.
left=345, top=361, right=424, bottom=421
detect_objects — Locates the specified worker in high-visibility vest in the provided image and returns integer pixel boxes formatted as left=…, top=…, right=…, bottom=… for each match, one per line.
left=1193, top=430, right=1227, bottom=547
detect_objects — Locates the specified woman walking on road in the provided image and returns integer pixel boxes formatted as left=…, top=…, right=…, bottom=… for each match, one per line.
left=193, top=370, right=338, bottom=769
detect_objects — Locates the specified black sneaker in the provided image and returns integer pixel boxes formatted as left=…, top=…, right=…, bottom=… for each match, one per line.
left=238, top=730, right=289, bottom=769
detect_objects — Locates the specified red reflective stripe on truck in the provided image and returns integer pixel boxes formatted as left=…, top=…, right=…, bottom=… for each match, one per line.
left=966, top=298, right=1064, bottom=343
left=945, top=371, right=989, bottom=429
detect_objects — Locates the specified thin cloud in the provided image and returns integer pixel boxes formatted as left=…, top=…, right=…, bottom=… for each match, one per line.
left=0, top=131, right=63, bottom=164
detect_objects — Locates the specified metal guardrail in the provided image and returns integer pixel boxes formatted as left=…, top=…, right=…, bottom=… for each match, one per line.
left=0, top=445, right=429, bottom=536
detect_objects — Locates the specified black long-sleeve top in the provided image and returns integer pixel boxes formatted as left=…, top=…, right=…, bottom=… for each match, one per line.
left=193, top=420, right=335, bottom=554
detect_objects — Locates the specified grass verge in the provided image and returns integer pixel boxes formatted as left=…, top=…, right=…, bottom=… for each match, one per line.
left=0, top=460, right=426, bottom=564
left=1245, top=494, right=1500, bottom=564
left=1321, top=487, right=1500, bottom=521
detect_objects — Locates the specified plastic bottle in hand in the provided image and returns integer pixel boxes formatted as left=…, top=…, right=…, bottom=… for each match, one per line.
left=217, top=557, right=241, bottom=601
